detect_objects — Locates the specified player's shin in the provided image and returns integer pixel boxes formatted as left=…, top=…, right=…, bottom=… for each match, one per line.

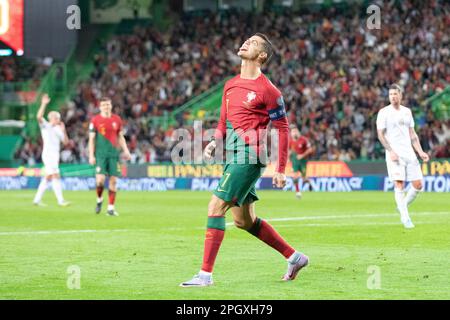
left=52, top=178, right=65, bottom=204
left=247, top=217, right=295, bottom=259
left=96, top=185, right=104, bottom=203
left=33, top=179, right=49, bottom=204
left=108, top=190, right=116, bottom=211
left=394, top=188, right=410, bottom=221
left=201, top=216, right=226, bottom=273
left=293, top=178, right=299, bottom=193
left=405, top=186, right=421, bottom=206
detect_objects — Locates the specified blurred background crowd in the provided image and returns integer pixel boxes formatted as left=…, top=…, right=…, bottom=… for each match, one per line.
left=14, top=0, right=450, bottom=165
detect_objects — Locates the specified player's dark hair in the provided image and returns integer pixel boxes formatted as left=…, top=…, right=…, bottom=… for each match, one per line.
left=99, top=97, right=111, bottom=103
left=254, top=33, right=274, bottom=65
left=389, top=84, right=403, bottom=94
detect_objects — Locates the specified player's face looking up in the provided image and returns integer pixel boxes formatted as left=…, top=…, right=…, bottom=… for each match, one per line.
left=389, top=89, right=402, bottom=106
left=238, top=35, right=268, bottom=64
left=99, top=100, right=113, bottom=117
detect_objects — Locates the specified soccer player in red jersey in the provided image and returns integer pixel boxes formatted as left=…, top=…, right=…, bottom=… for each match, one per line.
left=88, top=98, right=131, bottom=216
left=289, top=126, right=314, bottom=199
left=181, top=34, right=309, bottom=287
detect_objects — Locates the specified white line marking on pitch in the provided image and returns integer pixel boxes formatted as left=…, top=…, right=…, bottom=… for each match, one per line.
left=0, top=229, right=131, bottom=236
left=271, top=221, right=439, bottom=228
left=225, top=211, right=450, bottom=226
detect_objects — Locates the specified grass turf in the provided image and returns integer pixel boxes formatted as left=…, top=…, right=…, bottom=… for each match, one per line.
left=0, top=190, right=449, bottom=300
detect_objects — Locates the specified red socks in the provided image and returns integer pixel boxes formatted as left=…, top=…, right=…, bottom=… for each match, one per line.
left=248, top=218, right=295, bottom=259
left=200, top=216, right=296, bottom=273
left=108, top=190, right=116, bottom=205
left=96, top=185, right=104, bottom=198
left=294, top=178, right=300, bottom=192
left=201, top=216, right=226, bottom=273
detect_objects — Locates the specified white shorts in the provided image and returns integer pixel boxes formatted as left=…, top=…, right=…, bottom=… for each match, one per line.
left=42, top=154, right=60, bottom=176
left=386, top=157, right=423, bottom=182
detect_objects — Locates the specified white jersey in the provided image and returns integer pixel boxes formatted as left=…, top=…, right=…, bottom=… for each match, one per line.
left=40, top=119, right=64, bottom=158
left=376, top=104, right=416, bottom=161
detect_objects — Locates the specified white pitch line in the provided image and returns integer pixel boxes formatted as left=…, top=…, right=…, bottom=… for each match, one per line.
left=0, top=229, right=131, bottom=236
left=270, top=221, right=441, bottom=228
left=225, top=211, right=450, bottom=226
left=2, top=212, right=449, bottom=235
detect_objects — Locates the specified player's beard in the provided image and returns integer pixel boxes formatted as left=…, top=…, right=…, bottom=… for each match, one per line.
left=239, top=47, right=260, bottom=61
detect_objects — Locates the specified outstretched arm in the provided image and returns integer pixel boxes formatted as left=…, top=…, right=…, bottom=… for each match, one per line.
left=409, top=127, right=429, bottom=162
left=37, top=94, right=51, bottom=124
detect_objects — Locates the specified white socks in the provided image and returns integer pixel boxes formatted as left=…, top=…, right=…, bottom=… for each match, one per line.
left=52, top=178, right=65, bottom=204
left=34, top=178, right=65, bottom=204
left=287, top=251, right=301, bottom=264
left=405, top=186, right=421, bottom=206
left=394, top=188, right=410, bottom=222
left=199, top=270, right=212, bottom=277
left=33, top=179, right=49, bottom=203
left=107, top=204, right=115, bottom=211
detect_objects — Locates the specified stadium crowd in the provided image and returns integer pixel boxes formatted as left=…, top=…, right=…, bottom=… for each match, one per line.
left=15, top=0, right=450, bottom=165
left=1, top=57, right=52, bottom=89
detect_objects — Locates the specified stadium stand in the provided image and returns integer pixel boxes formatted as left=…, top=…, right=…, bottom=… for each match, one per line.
left=14, top=0, right=450, bottom=165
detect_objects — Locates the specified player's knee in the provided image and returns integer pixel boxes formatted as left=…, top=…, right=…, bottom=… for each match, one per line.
left=413, top=181, right=423, bottom=190
left=233, top=218, right=251, bottom=230
left=208, top=197, right=227, bottom=216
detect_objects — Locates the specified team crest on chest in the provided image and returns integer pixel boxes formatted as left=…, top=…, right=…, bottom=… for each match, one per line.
left=247, top=91, right=256, bottom=103
left=112, top=122, right=117, bottom=129
left=243, top=91, right=257, bottom=108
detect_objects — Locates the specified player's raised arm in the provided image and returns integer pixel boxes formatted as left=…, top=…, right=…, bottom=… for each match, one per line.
left=118, top=130, right=131, bottom=161
left=36, top=94, right=51, bottom=124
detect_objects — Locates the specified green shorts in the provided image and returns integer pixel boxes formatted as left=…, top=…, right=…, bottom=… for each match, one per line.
left=95, top=156, right=121, bottom=177
left=213, top=163, right=265, bottom=207
left=291, top=155, right=307, bottom=173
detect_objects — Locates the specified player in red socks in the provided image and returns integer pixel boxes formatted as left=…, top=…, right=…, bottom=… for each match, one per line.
left=181, top=34, right=308, bottom=287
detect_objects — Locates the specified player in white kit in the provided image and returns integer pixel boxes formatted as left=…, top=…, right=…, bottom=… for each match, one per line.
left=33, top=94, right=70, bottom=207
left=376, top=84, right=429, bottom=229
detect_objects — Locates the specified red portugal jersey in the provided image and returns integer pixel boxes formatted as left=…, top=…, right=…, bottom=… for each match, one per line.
left=290, top=136, right=311, bottom=156
left=89, top=114, right=123, bottom=157
left=214, top=73, right=289, bottom=173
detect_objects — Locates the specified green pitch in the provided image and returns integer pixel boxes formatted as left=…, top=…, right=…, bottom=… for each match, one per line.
left=0, top=190, right=449, bottom=300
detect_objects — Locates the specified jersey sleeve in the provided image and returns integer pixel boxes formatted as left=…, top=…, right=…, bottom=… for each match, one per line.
left=376, top=109, right=386, bottom=130
left=89, top=117, right=97, bottom=134
left=214, top=83, right=228, bottom=140
left=116, top=116, right=123, bottom=134
left=39, top=118, right=50, bottom=130
left=265, top=84, right=289, bottom=173
left=409, top=109, right=415, bottom=128
left=305, top=138, right=312, bottom=148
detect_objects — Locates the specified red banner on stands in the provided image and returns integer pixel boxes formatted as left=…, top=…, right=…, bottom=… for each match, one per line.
left=0, top=0, right=24, bottom=54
